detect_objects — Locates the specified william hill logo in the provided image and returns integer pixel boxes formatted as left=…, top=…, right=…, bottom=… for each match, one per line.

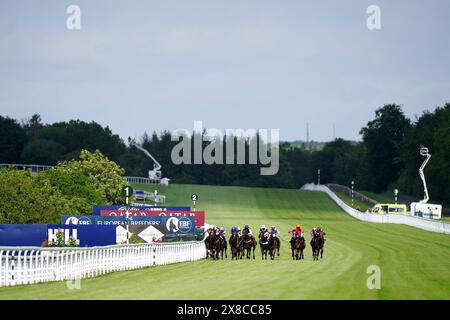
left=48, top=228, right=80, bottom=245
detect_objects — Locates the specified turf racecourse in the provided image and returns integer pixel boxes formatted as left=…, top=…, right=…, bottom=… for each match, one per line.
left=0, top=184, right=449, bottom=299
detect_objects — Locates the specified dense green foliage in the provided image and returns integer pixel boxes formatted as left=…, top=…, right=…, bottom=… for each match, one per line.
left=1, top=102, right=449, bottom=205
left=43, top=167, right=104, bottom=214
left=0, top=116, right=27, bottom=163
left=0, top=150, right=128, bottom=223
left=0, top=183, right=448, bottom=299
left=0, top=168, right=69, bottom=224
left=55, top=149, right=128, bottom=204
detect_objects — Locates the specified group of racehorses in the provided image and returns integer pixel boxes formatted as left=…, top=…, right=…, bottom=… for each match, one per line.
left=204, top=227, right=325, bottom=261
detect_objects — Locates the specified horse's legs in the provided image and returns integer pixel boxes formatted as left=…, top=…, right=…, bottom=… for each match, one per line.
left=320, top=248, right=323, bottom=259
left=253, top=245, right=256, bottom=260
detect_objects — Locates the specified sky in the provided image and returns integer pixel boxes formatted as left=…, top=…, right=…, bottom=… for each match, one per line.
left=0, top=0, right=449, bottom=142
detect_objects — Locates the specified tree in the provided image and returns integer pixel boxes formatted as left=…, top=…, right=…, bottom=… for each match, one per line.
left=21, top=114, right=44, bottom=138
left=311, top=138, right=355, bottom=184
left=43, top=167, right=105, bottom=214
left=55, top=149, right=128, bottom=204
left=0, top=116, right=27, bottom=163
left=20, top=139, right=65, bottom=165
left=0, top=168, right=69, bottom=224
left=396, top=104, right=450, bottom=205
left=360, top=104, right=411, bottom=192
left=37, top=120, right=126, bottom=161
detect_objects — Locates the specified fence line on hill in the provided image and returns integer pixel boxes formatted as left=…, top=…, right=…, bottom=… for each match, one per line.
left=301, top=183, right=450, bottom=235
left=326, top=183, right=378, bottom=206
left=0, top=241, right=206, bottom=287
left=0, top=163, right=53, bottom=172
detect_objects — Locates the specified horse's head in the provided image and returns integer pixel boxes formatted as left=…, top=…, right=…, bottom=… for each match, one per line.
left=318, top=229, right=325, bottom=239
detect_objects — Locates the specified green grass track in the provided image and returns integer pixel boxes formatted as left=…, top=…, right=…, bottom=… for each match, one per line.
left=0, top=184, right=449, bottom=299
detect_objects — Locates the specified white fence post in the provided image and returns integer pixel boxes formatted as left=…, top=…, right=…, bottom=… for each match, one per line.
left=301, top=183, right=450, bottom=234
left=0, top=242, right=206, bottom=287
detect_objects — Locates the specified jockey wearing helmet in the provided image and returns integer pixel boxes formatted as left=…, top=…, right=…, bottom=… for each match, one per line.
left=311, top=226, right=325, bottom=239
left=231, top=226, right=238, bottom=235
left=270, top=225, right=280, bottom=238
left=293, top=223, right=304, bottom=239
left=243, top=224, right=253, bottom=237
left=259, top=225, right=267, bottom=237
left=219, top=227, right=226, bottom=239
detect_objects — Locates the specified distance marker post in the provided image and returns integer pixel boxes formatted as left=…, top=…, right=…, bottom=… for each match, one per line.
left=122, top=186, right=134, bottom=244
left=191, top=194, right=198, bottom=211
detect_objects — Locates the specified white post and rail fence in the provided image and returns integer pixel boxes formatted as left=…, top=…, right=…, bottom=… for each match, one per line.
left=301, top=183, right=450, bottom=234
left=0, top=242, right=206, bottom=287
left=0, top=164, right=163, bottom=185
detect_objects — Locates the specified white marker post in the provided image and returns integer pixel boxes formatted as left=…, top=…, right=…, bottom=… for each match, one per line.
left=191, top=194, right=198, bottom=212
left=154, top=190, right=158, bottom=207
left=123, top=186, right=134, bottom=244
left=394, top=189, right=398, bottom=205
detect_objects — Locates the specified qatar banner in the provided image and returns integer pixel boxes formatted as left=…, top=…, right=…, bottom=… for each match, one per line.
left=91, top=205, right=190, bottom=216
left=99, top=210, right=205, bottom=227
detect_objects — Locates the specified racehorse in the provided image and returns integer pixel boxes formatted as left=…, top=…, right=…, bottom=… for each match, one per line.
left=240, top=229, right=256, bottom=260
left=270, top=233, right=281, bottom=257
left=218, top=233, right=228, bottom=259
left=290, top=234, right=305, bottom=260
left=229, top=232, right=241, bottom=260
left=268, top=233, right=279, bottom=260
left=259, top=232, right=270, bottom=260
left=310, top=229, right=325, bottom=260
left=205, top=229, right=221, bottom=260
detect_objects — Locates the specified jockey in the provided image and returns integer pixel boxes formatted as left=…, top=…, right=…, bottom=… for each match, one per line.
left=259, top=225, right=267, bottom=237
left=243, top=224, right=253, bottom=237
left=311, top=226, right=325, bottom=239
left=270, top=225, right=280, bottom=238
left=240, top=224, right=253, bottom=248
left=231, top=226, right=238, bottom=235
left=260, top=230, right=269, bottom=245
left=294, top=223, right=304, bottom=239
left=219, top=227, right=226, bottom=239
left=259, top=225, right=267, bottom=241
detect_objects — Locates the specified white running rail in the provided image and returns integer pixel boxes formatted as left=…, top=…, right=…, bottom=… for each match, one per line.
left=301, top=183, right=450, bottom=235
left=125, top=176, right=162, bottom=185
left=0, top=242, right=205, bottom=287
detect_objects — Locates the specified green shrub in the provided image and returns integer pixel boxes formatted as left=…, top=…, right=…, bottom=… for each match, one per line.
left=56, top=150, right=129, bottom=204
left=0, top=168, right=69, bottom=224
left=43, top=168, right=105, bottom=214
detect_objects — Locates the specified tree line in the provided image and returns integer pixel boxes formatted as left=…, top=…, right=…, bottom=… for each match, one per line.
left=1, top=103, right=448, bottom=206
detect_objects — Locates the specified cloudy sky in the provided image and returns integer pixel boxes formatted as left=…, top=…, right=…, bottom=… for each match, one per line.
left=0, top=0, right=449, bottom=142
